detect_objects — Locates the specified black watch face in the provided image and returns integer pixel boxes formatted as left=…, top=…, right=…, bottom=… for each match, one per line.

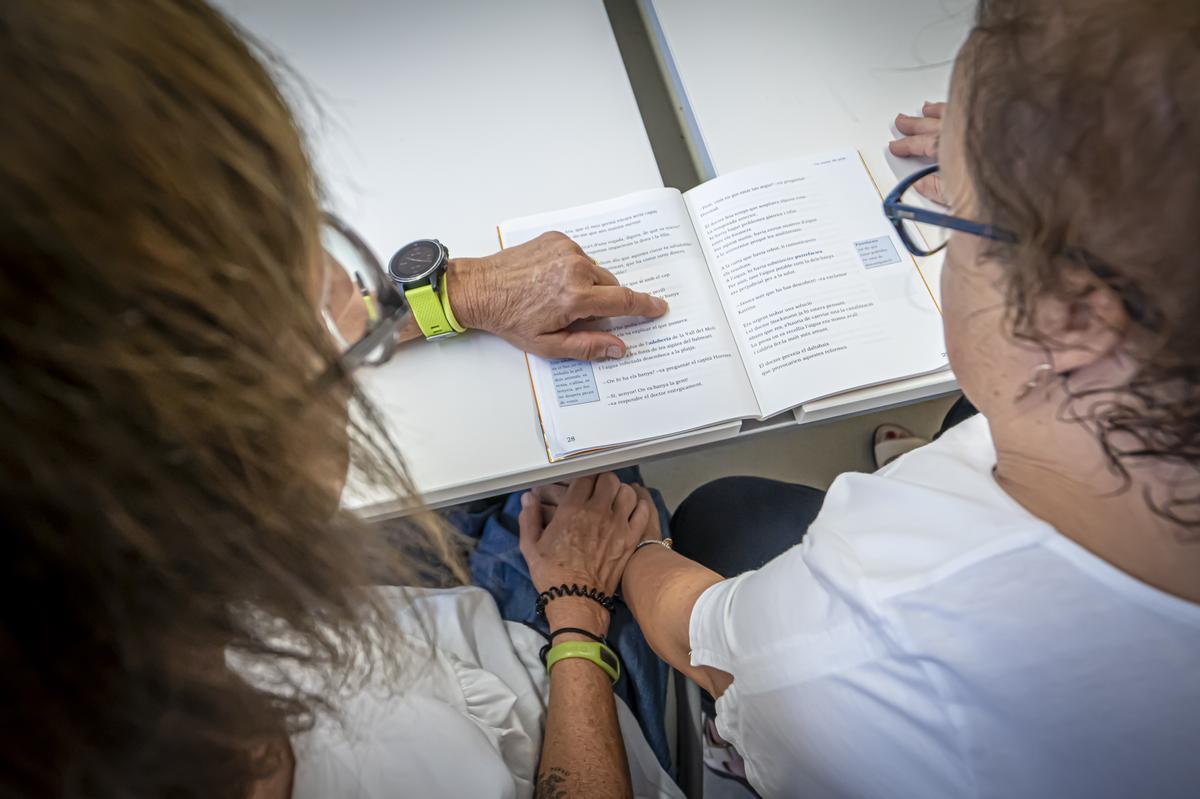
left=388, top=240, right=441, bottom=283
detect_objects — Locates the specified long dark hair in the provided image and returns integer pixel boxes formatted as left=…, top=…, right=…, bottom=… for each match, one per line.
left=0, top=2, right=458, bottom=796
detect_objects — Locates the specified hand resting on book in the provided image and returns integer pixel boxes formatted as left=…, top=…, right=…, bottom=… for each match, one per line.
left=447, top=231, right=669, bottom=361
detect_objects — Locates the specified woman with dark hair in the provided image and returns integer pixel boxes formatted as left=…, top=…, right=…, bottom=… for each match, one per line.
left=538, top=0, right=1200, bottom=795
left=0, top=1, right=677, bottom=797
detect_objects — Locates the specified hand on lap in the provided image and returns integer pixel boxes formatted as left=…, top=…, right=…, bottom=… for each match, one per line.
left=519, top=473, right=653, bottom=636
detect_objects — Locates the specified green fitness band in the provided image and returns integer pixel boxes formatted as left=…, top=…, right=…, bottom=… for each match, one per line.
left=544, top=641, right=621, bottom=684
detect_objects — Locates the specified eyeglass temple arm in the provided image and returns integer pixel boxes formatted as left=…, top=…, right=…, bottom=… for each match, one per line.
left=884, top=165, right=1016, bottom=244
left=338, top=303, right=409, bottom=371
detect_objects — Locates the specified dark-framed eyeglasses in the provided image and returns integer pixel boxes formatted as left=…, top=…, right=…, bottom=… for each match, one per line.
left=881, top=165, right=1155, bottom=327
left=882, top=164, right=1016, bottom=257
left=318, top=213, right=409, bottom=374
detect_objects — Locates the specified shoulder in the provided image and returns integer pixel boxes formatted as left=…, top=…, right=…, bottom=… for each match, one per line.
left=290, top=585, right=546, bottom=799
left=809, top=413, right=1055, bottom=597
left=291, top=694, right=523, bottom=799
left=688, top=414, right=1055, bottom=677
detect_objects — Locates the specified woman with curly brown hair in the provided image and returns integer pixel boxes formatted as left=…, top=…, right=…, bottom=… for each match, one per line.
left=0, top=1, right=679, bottom=798
left=534, top=0, right=1200, bottom=796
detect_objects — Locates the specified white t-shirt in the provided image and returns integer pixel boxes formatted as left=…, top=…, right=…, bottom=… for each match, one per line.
left=284, top=587, right=682, bottom=799
left=689, top=414, right=1200, bottom=798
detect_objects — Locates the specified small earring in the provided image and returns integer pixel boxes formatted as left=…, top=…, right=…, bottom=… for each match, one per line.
left=1015, top=362, right=1055, bottom=401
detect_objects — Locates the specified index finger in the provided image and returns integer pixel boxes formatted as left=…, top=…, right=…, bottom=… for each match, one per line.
left=591, top=262, right=620, bottom=287
left=518, top=491, right=544, bottom=552
left=532, top=483, right=569, bottom=506
left=577, top=285, right=669, bottom=319
left=628, top=498, right=653, bottom=541
left=895, top=114, right=940, bottom=136
left=922, top=101, right=946, bottom=118
left=888, top=132, right=938, bottom=159
left=564, top=474, right=597, bottom=506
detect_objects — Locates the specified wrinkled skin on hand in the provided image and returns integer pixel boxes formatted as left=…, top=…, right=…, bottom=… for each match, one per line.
left=519, top=473, right=654, bottom=637
left=519, top=473, right=652, bottom=596
left=447, top=231, right=669, bottom=360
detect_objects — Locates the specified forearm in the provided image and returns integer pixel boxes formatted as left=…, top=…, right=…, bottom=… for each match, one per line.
left=621, top=547, right=733, bottom=698
left=537, top=601, right=632, bottom=799
left=539, top=659, right=631, bottom=799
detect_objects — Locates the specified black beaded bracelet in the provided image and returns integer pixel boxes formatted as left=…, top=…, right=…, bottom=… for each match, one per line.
left=535, top=583, right=617, bottom=617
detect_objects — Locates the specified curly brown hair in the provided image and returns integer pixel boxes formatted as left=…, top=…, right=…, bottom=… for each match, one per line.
left=0, top=2, right=459, bottom=797
left=962, top=0, right=1200, bottom=527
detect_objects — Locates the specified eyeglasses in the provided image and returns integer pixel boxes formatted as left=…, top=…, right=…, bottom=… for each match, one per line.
left=881, top=165, right=1155, bottom=327
left=318, top=214, right=408, bottom=373
left=882, top=164, right=1016, bottom=256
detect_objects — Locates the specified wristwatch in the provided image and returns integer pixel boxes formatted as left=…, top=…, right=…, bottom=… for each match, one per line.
left=387, top=239, right=465, bottom=340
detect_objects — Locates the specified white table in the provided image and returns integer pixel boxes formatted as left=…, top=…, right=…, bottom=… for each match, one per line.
left=642, top=0, right=973, bottom=419
left=219, top=0, right=969, bottom=515
left=217, top=0, right=747, bottom=514
left=641, top=0, right=973, bottom=181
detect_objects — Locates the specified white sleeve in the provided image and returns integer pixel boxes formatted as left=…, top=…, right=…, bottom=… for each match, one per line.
left=689, top=531, right=887, bottom=689
left=686, top=532, right=971, bottom=797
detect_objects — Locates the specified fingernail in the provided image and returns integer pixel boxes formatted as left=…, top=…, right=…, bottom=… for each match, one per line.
left=654, top=297, right=669, bottom=312
left=520, top=492, right=532, bottom=507
left=606, top=345, right=624, bottom=359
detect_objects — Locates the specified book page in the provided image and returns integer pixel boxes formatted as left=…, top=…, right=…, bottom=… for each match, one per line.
left=684, top=151, right=947, bottom=418
left=500, top=189, right=756, bottom=460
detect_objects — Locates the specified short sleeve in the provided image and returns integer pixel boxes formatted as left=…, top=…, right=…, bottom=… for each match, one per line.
left=688, top=572, right=748, bottom=676
left=688, top=532, right=889, bottom=693
left=685, top=530, right=975, bottom=796
left=679, top=420, right=1064, bottom=796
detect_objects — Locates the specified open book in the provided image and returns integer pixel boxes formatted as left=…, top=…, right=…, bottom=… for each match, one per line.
left=499, top=150, right=947, bottom=461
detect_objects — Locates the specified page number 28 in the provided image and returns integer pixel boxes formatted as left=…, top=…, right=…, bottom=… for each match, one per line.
left=566, top=435, right=576, bottom=443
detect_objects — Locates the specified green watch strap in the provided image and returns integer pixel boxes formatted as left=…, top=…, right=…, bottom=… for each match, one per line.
left=544, top=640, right=621, bottom=684
left=405, top=283, right=456, bottom=339
left=440, top=276, right=467, bottom=333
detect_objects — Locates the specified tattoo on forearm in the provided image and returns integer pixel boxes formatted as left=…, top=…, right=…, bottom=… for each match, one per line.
left=535, top=767, right=570, bottom=799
